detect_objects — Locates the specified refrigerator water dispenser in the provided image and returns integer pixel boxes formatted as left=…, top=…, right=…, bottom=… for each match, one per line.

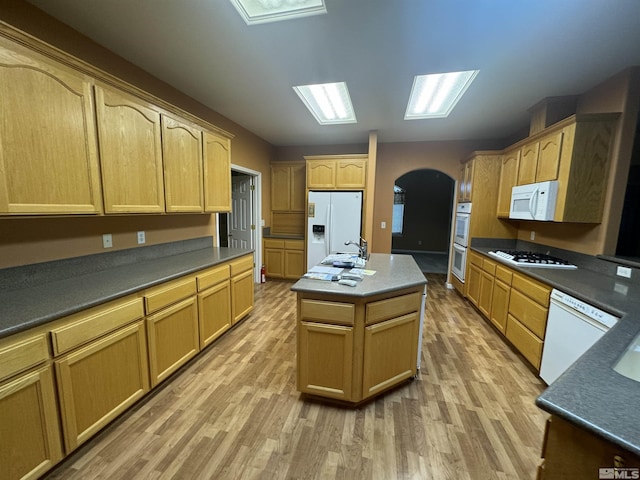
left=312, top=225, right=325, bottom=243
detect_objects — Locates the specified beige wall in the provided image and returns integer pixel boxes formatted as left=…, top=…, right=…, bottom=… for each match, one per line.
left=0, top=0, right=274, bottom=268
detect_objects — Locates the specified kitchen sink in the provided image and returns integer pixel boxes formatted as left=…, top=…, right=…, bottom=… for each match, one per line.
left=614, top=332, right=640, bottom=382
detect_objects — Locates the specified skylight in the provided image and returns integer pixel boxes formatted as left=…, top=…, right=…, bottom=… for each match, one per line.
left=405, top=70, right=479, bottom=120
left=229, top=0, right=326, bottom=25
left=293, top=82, right=357, bottom=125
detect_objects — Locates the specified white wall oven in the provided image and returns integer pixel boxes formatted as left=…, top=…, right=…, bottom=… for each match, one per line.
left=452, top=203, right=471, bottom=282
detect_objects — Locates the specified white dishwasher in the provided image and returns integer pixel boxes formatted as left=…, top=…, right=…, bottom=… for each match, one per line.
left=540, top=289, right=619, bottom=385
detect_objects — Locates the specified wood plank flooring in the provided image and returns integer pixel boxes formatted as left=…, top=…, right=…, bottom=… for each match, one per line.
left=45, top=274, right=548, bottom=480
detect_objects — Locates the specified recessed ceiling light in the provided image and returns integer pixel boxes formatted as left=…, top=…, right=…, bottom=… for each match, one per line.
left=405, top=70, right=479, bottom=120
left=229, top=0, right=326, bottom=25
left=293, top=82, right=357, bottom=125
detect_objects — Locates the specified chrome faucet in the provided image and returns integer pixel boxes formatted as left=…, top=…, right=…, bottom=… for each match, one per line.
left=345, top=237, right=368, bottom=260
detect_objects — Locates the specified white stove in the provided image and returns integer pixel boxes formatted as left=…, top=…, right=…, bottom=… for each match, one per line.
left=488, top=250, right=577, bottom=269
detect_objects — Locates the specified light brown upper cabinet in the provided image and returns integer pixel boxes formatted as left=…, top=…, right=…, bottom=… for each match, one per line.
left=305, top=155, right=367, bottom=190
left=95, top=84, right=165, bottom=213
left=458, top=161, right=474, bottom=202
left=271, top=162, right=305, bottom=211
left=203, top=130, right=232, bottom=212
left=161, top=114, right=204, bottom=213
left=0, top=41, right=103, bottom=215
left=517, top=131, right=563, bottom=185
left=496, top=148, right=521, bottom=217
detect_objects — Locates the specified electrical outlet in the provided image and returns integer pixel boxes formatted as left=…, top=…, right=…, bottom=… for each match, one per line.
left=137, top=231, right=146, bottom=244
left=102, top=233, right=113, bottom=249
left=530, top=231, right=536, bottom=241
left=617, top=266, right=632, bottom=279
left=418, top=240, right=422, bottom=246
left=381, top=221, right=386, bottom=229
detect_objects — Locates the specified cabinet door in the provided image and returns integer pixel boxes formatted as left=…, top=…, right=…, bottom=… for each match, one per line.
left=55, top=322, right=149, bottom=453
left=161, top=114, right=203, bottom=212
left=297, top=321, right=353, bottom=401
left=0, top=43, right=102, bottom=215
left=496, top=150, right=520, bottom=217
left=490, top=279, right=510, bottom=334
left=95, top=85, right=164, bottom=213
left=264, top=248, right=285, bottom=278
left=362, top=312, right=418, bottom=399
left=146, top=297, right=199, bottom=387
left=466, top=264, right=482, bottom=306
left=231, top=269, right=254, bottom=324
left=307, top=161, right=336, bottom=189
left=336, top=159, right=366, bottom=188
left=284, top=248, right=305, bottom=279
left=478, top=270, right=495, bottom=318
left=0, top=365, right=63, bottom=480
left=536, top=131, right=563, bottom=182
left=203, top=131, right=231, bottom=212
left=518, top=141, right=539, bottom=185
left=290, top=164, right=306, bottom=211
left=271, top=165, right=292, bottom=211
left=463, top=161, right=474, bottom=201
left=198, top=280, right=231, bottom=349
left=457, top=165, right=466, bottom=202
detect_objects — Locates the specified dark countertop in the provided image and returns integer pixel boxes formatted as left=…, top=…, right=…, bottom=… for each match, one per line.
left=291, top=253, right=427, bottom=297
left=0, top=239, right=253, bottom=339
left=471, top=243, right=640, bottom=457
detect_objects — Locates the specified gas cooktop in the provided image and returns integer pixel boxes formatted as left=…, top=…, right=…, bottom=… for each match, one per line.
left=488, top=250, right=578, bottom=269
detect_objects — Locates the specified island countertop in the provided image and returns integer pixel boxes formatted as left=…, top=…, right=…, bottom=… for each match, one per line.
left=291, top=253, right=427, bottom=297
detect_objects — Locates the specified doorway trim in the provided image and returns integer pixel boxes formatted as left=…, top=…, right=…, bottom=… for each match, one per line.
left=222, top=164, right=262, bottom=284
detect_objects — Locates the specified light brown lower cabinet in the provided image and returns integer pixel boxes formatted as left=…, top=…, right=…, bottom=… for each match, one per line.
left=0, top=365, right=63, bottom=480
left=198, top=280, right=232, bottom=349
left=230, top=254, right=255, bottom=324
left=264, top=238, right=304, bottom=280
left=489, top=278, right=510, bottom=333
left=55, top=321, right=149, bottom=452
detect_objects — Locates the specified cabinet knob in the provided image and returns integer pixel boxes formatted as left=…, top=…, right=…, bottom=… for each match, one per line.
left=613, top=455, right=625, bottom=468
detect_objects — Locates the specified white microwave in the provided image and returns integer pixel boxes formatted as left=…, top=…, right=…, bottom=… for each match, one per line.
left=509, top=180, right=559, bottom=221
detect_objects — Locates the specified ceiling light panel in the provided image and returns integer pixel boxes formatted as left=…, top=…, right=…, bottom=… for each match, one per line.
left=405, top=70, right=479, bottom=120
left=293, top=82, right=357, bottom=125
left=229, top=0, right=326, bottom=25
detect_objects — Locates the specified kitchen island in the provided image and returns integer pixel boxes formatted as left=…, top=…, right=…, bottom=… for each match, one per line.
left=291, top=253, right=427, bottom=404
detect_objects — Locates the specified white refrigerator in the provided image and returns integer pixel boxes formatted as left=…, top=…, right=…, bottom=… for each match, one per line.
left=307, top=191, right=363, bottom=270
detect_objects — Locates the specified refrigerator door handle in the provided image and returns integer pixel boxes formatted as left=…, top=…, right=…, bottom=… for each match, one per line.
left=325, top=204, right=332, bottom=257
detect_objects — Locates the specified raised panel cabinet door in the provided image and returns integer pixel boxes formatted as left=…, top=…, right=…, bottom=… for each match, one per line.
left=306, top=160, right=336, bottom=189
left=231, top=269, right=254, bottom=324
left=496, top=150, right=520, bottom=217
left=271, top=165, right=291, bottom=211
left=466, top=263, right=482, bottom=307
left=55, top=321, right=149, bottom=453
left=536, top=131, right=563, bottom=182
left=478, top=270, right=495, bottom=318
left=146, top=296, right=200, bottom=387
left=518, top=142, right=539, bottom=185
left=489, top=279, right=510, bottom=334
left=290, top=164, right=306, bottom=211
left=284, top=248, right=305, bottom=279
left=95, top=84, right=164, bottom=213
left=197, top=280, right=231, bottom=349
left=203, top=130, right=231, bottom=212
left=264, top=247, right=285, bottom=278
left=362, top=312, right=418, bottom=399
left=0, top=43, right=102, bottom=215
left=0, top=365, right=63, bottom=480
left=336, top=159, right=366, bottom=189
left=161, top=114, right=203, bottom=212
left=297, top=321, right=353, bottom=401
left=457, top=164, right=466, bottom=202
left=463, top=161, right=474, bottom=201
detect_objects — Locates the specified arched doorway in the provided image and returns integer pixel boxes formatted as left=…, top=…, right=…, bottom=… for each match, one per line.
left=391, top=169, right=455, bottom=273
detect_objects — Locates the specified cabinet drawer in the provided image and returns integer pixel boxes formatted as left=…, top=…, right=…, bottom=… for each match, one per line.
left=495, top=265, right=513, bottom=285
left=263, top=238, right=285, bottom=249
left=51, top=296, right=144, bottom=356
left=508, top=289, right=548, bottom=338
left=366, top=292, right=421, bottom=326
left=512, top=273, right=551, bottom=307
left=230, top=255, right=254, bottom=276
left=0, top=334, right=49, bottom=382
left=284, top=239, right=304, bottom=250
left=505, top=314, right=543, bottom=370
left=144, top=276, right=196, bottom=314
left=300, top=299, right=355, bottom=326
left=196, top=264, right=230, bottom=291
left=482, top=258, right=497, bottom=275
left=469, top=251, right=483, bottom=268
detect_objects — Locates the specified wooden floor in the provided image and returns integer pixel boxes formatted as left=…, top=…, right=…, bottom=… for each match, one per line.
left=45, top=274, right=548, bottom=480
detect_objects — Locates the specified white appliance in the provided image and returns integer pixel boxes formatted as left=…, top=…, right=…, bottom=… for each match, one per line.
left=307, top=191, right=363, bottom=270
left=540, top=289, right=619, bottom=385
left=487, top=250, right=577, bottom=269
left=451, top=203, right=471, bottom=282
left=509, top=180, right=559, bottom=221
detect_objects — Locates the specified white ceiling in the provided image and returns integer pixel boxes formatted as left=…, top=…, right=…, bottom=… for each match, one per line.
left=26, top=0, right=640, bottom=147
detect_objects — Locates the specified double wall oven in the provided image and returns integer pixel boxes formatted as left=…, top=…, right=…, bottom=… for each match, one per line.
left=451, top=202, right=471, bottom=282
